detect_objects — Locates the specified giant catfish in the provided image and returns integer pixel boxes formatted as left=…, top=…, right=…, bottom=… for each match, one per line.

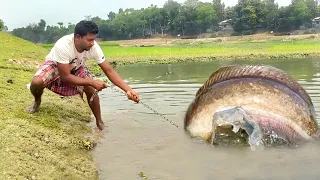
left=184, top=65, right=319, bottom=149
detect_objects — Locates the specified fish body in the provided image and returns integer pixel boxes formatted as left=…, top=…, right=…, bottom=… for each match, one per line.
left=184, top=65, right=319, bottom=149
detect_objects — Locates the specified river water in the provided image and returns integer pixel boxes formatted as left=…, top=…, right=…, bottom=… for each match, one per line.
left=92, top=58, right=320, bottom=180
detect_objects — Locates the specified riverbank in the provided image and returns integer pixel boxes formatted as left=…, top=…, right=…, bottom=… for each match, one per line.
left=0, top=32, right=99, bottom=180
left=105, top=35, right=320, bottom=63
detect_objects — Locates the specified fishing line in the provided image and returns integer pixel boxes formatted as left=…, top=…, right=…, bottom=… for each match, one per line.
left=89, top=79, right=180, bottom=129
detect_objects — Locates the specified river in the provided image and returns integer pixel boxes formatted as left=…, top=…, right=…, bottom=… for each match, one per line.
left=92, top=58, right=320, bottom=180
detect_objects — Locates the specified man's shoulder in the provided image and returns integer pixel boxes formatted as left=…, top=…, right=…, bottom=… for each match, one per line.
left=54, top=34, right=74, bottom=50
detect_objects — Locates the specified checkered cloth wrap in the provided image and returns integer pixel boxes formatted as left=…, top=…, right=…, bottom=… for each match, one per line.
left=34, top=60, right=92, bottom=97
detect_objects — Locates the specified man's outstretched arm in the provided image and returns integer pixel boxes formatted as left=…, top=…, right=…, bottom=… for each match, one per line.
left=98, top=61, right=140, bottom=102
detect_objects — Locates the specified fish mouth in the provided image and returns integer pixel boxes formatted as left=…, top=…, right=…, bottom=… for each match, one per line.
left=211, top=107, right=292, bottom=150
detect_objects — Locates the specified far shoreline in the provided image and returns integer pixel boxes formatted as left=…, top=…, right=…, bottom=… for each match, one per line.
left=87, top=52, right=320, bottom=77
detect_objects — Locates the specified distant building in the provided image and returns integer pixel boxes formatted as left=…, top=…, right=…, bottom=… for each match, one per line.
left=218, top=19, right=233, bottom=31
left=312, top=17, right=320, bottom=29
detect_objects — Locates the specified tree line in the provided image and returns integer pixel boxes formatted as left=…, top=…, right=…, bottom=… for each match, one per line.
left=1, top=0, right=320, bottom=44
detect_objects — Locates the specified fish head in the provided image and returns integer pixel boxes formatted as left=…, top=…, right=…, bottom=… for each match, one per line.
left=210, top=107, right=292, bottom=150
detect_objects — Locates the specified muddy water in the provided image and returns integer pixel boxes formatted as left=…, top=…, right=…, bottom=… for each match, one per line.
left=93, top=58, right=320, bottom=180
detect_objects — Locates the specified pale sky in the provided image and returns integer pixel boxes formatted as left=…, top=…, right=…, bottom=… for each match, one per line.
left=1, top=0, right=291, bottom=30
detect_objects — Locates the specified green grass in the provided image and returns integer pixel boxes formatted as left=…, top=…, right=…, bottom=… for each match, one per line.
left=0, top=32, right=98, bottom=180
left=0, top=33, right=48, bottom=61
left=98, top=38, right=320, bottom=65
left=99, top=41, right=120, bottom=47
left=0, top=32, right=48, bottom=70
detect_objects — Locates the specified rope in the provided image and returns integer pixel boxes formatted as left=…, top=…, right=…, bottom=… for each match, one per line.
left=89, top=79, right=180, bottom=129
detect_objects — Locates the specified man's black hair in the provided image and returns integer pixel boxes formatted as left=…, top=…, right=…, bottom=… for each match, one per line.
left=74, top=20, right=99, bottom=37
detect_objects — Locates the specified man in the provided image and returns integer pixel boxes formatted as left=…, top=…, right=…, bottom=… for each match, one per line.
left=26, top=20, right=140, bottom=130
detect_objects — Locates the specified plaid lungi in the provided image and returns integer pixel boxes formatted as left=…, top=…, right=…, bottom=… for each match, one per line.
left=34, top=60, right=92, bottom=97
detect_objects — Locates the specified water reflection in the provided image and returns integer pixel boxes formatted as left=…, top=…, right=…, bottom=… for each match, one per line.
left=94, top=58, right=320, bottom=180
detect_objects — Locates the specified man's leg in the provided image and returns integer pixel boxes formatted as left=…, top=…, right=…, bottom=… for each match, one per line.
left=26, top=77, right=44, bottom=113
left=83, top=86, right=104, bottom=130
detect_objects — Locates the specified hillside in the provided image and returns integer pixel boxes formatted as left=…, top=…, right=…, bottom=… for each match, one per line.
left=0, top=33, right=98, bottom=179
left=0, top=32, right=48, bottom=69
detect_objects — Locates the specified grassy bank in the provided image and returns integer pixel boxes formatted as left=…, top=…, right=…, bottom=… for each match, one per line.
left=0, top=32, right=98, bottom=180
left=100, top=36, right=320, bottom=65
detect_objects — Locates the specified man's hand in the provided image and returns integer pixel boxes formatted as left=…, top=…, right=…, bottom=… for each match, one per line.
left=98, top=61, right=139, bottom=102
left=91, top=79, right=108, bottom=91
left=126, top=89, right=140, bottom=103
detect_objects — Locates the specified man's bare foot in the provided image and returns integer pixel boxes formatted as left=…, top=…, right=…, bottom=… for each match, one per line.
left=96, top=121, right=105, bottom=131
left=26, top=100, right=41, bottom=113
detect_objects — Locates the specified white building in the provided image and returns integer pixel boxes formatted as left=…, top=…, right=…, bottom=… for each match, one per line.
left=312, top=17, right=320, bottom=29
left=218, top=19, right=233, bottom=31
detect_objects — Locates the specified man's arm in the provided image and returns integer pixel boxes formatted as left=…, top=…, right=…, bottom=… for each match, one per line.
left=91, top=41, right=138, bottom=101
left=57, top=63, right=107, bottom=91
left=57, top=63, right=92, bottom=86
left=98, top=61, right=132, bottom=92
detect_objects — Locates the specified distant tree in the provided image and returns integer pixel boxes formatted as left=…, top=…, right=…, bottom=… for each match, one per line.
left=163, top=0, right=181, bottom=34
left=196, top=3, right=218, bottom=33
left=264, top=0, right=279, bottom=30
left=2, top=26, right=8, bottom=31
left=107, top=12, right=116, bottom=20
left=7, top=0, right=320, bottom=42
left=305, top=0, right=318, bottom=18
left=232, top=0, right=267, bottom=33
left=57, top=22, right=64, bottom=28
left=0, top=19, right=3, bottom=30
left=212, top=0, right=225, bottom=21
left=289, top=0, right=312, bottom=28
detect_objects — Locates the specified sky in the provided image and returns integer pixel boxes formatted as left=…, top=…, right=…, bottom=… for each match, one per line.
left=1, top=0, right=292, bottom=31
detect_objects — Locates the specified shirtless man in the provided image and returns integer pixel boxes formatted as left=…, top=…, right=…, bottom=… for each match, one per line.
left=26, top=20, right=140, bottom=130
